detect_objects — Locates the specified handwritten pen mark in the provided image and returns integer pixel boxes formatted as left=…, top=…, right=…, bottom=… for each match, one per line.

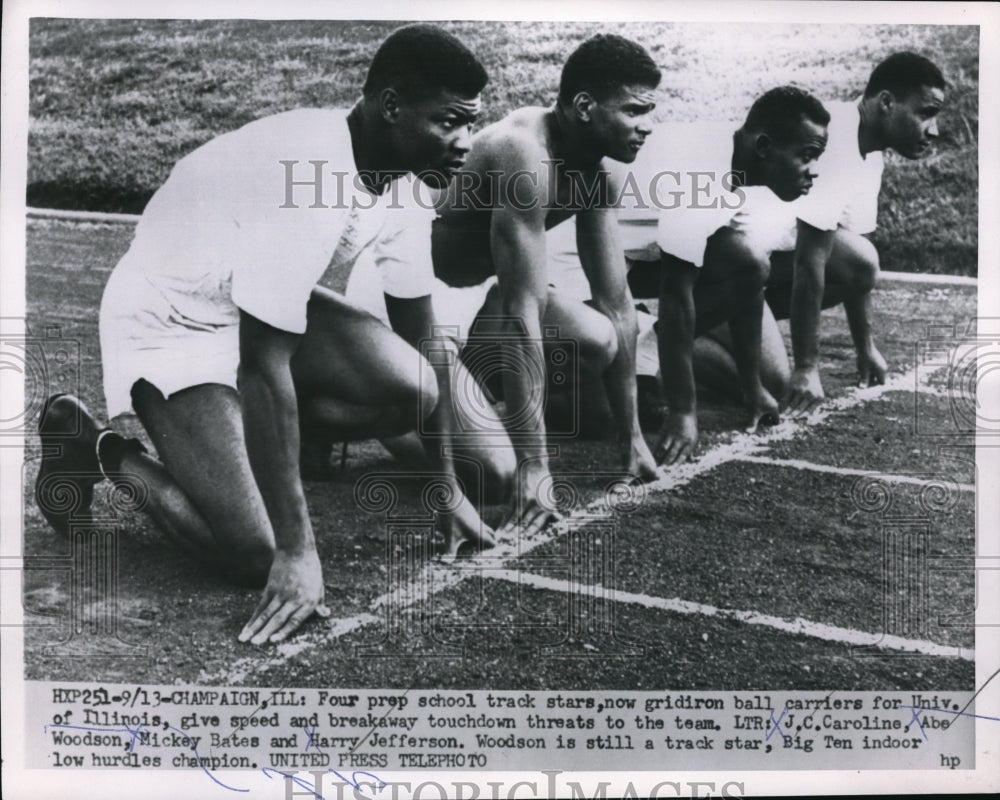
left=347, top=687, right=415, bottom=756
left=904, top=706, right=1000, bottom=725
left=953, top=664, right=1000, bottom=722
left=301, top=725, right=386, bottom=796
left=211, top=686, right=310, bottom=749
left=45, top=722, right=147, bottom=753
left=263, top=768, right=324, bottom=800
left=303, top=724, right=321, bottom=754
left=224, top=687, right=286, bottom=741
left=904, top=665, right=1000, bottom=739
left=904, top=707, right=928, bottom=740
left=46, top=721, right=249, bottom=794
left=766, top=707, right=788, bottom=741
left=330, top=770, right=386, bottom=796
left=163, top=723, right=249, bottom=793
left=263, top=766, right=386, bottom=800
left=44, top=720, right=388, bottom=798
left=298, top=723, right=386, bottom=797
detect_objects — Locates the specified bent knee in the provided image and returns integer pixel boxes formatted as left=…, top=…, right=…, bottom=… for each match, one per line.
left=734, top=250, right=771, bottom=295
left=413, top=352, right=442, bottom=421
left=482, top=453, right=515, bottom=504
left=762, top=357, right=791, bottom=400
left=855, top=246, right=880, bottom=293
left=848, top=244, right=879, bottom=293
left=834, top=232, right=880, bottom=293
left=582, top=313, right=618, bottom=370
left=599, top=320, right=619, bottom=368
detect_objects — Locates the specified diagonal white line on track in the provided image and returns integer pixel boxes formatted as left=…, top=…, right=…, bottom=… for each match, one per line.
left=487, top=568, right=974, bottom=661
left=198, top=352, right=968, bottom=684
left=208, top=614, right=383, bottom=684
left=730, top=454, right=976, bottom=491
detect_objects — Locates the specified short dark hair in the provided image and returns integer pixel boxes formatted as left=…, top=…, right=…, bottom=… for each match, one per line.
left=558, top=34, right=661, bottom=105
left=363, top=24, right=489, bottom=101
left=864, top=52, right=946, bottom=99
left=742, top=86, right=830, bottom=144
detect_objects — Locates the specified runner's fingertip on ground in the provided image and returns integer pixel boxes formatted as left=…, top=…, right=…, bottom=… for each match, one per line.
left=270, top=608, right=313, bottom=643
left=239, top=600, right=274, bottom=643
left=250, top=602, right=296, bottom=645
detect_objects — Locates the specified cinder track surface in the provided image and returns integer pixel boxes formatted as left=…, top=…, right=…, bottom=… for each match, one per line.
left=19, top=218, right=977, bottom=690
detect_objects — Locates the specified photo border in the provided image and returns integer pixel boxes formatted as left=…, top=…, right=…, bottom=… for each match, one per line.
left=3, top=0, right=998, bottom=796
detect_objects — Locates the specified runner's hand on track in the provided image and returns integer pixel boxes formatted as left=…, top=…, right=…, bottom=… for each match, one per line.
left=624, top=434, right=661, bottom=482
left=654, top=411, right=698, bottom=466
left=239, top=548, right=329, bottom=645
left=746, top=385, right=781, bottom=433
left=439, top=493, right=496, bottom=555
left=856, top=345, right=888, bottom=388
left=496, top=467, right=561, bottom=539
left=782, top=365, right=825, bottom=418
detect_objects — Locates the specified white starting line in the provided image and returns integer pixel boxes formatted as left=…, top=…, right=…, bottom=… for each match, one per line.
left=730, top=454, right=976, bottom=492
left=487, top=569, right=974, bottom=662
left=198, top=345, right=975, bottom=684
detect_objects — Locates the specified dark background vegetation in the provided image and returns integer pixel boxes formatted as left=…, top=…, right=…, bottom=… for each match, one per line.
left=27, top=19, right=978, bottom=274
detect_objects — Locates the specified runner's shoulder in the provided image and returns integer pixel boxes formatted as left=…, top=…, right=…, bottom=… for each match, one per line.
left=476, top=107, right=552, bottom=169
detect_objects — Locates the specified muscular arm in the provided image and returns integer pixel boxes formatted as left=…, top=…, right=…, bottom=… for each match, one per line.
left=488, top=143, right=558, bottom=534
left=237, top=310, right=325, bottom=644
left=655, top=252, right=699, bottom=464
left=786, top=220, right=836, bottom=415
left=714, top=229, right=780, bottom=431
left=492, top=182, right=550, bottom=463
left=385, top=294, right=494, bottom=551
left=577, top=200, right=657, bottom=479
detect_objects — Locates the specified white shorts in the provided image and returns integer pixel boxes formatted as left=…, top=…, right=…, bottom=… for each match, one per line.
left=635, top=309, right=659, bottom=378
left=769, top=218, right=803, bottom=255
left=99, top=264, right=240, bottom=418
left=345, top=251, right=497, bottom=346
